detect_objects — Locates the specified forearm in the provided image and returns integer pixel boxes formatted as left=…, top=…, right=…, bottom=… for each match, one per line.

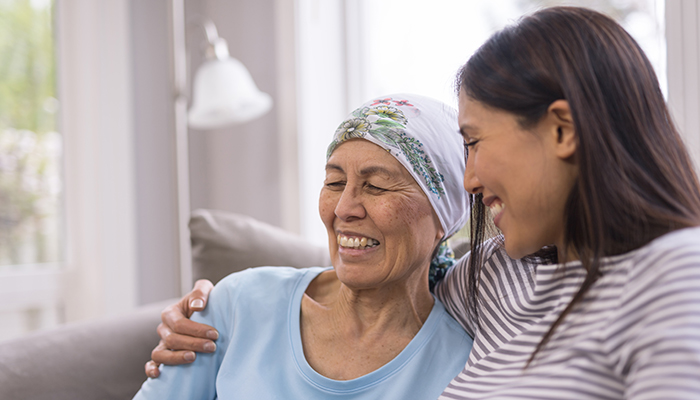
left=434, top=254, right=476, bottom=337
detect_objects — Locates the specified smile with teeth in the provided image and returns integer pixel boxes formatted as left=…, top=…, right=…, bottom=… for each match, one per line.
left=490, top=202, right=505, bottom=218
left=336, top=234, right=380, bottom=249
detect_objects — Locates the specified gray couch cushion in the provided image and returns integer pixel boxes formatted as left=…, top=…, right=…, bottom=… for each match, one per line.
left=190, top=209, right=331, bottom=285
left=0, top=300, right=169, bottom=400
left=0, top=211, right=332, bottom=400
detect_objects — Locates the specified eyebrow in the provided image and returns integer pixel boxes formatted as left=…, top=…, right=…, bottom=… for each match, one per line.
left=459, top=124, right=478, bottom=138
left=325, top=164, right=343, bottom=173
left=325, top=163, right=396, bottom=178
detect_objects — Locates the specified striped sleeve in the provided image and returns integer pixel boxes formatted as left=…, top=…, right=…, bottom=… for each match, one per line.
left=435, top=251, right=475, bottom=337
left=619, top=235, right=700, bottom=399
left=435, top=239, right=507, bottom=339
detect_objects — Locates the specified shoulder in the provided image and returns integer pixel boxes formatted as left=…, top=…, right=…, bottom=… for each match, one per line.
left=446, top=236, right=507, bottom=280
left=410, top=299, right=472, bottom=375
left=413, top=299, right=473, bottom=390
left=625, top=227, right=700, bottom=281
left=480, top=236, right=537, bottom=273
left=452, top=236, right=537, bottom=274
left=453, top=236, right=537, bottom=290
left=195, top=267, right=327, bottom=338
left=206, top=266, right=327, bottom=312
left=614, top=227, right=700, bottom=321
left=469, top=235, right=506, bottom=265
left=432, top=298, right=474, bottom=342
left=215, top=266, right=326, bottom=292
left=638, top=226, right=700, bottom=257
left=610, top=228, right=700, bottom=395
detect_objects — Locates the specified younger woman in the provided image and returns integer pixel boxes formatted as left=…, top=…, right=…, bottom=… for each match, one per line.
left=437, top=6, right=700, bottom=399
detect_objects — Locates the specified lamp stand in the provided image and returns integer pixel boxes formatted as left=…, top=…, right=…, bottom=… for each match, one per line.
left=171, top=0, right=193, bottom=295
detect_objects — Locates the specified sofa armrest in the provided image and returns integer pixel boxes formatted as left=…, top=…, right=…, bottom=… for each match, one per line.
left=0, top=300, right=173, bottom=400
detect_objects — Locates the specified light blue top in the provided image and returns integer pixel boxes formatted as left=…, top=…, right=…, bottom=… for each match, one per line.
left=134, top=266, right=473, bottom=400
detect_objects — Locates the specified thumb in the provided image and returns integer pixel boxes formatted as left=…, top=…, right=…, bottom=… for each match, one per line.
left=188, top=279, right=214, bottom=313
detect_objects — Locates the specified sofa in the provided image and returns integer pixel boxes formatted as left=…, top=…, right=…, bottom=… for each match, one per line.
left=0, top=210, right=331, bottom=400
left=0, top=209, right=469, bottom=400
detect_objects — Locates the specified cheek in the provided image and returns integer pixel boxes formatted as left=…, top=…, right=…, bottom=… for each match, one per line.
left=475, top=147, right=517, bottom=192
left=470, top=147, right=496, bottom=183
left=318, top=190, right=337, bottom=227
left=380, top=196, right=436, bottom=243
left=471, top=151, right=492, bottom=185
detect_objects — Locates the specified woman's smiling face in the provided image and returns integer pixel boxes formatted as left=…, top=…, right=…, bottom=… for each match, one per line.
left=458, top=90, right=578, bottom=260
left=319, top=139, right=443, bottom=289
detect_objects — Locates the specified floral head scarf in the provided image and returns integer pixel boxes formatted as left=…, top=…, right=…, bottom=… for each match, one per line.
left=326, top=94, right=469, bottom=240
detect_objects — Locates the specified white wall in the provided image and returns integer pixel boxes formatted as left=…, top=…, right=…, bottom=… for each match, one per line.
left=667, top=0, right=700, bottom=169
left=194, top=0, right=282, bottom=225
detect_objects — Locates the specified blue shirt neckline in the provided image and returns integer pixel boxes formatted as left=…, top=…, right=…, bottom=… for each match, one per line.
left=288, top=267, right=447, bottom=394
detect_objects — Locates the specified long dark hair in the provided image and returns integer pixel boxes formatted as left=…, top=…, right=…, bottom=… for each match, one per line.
left=456, top=6, right=700, bottom=364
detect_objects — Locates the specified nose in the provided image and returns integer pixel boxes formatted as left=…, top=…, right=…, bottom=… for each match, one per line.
left=334, top=186, right=366, bottom=221
left=463, top=152, right=482, bottom=194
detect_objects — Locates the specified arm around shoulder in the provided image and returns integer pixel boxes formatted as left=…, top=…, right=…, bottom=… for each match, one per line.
left=434, top=252, right=474, bottom=336
left=134, top=274, right=241, bottom=399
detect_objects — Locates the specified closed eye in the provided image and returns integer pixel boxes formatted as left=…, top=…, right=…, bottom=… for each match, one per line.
left=325, top=181, right=345, bottom=190
left=366, top=183, right=387, bottom=193
left=464, top=139, right=479, bottom=162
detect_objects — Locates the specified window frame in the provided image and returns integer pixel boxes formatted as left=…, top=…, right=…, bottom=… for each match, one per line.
left=666, top=0, right=700, bottom=170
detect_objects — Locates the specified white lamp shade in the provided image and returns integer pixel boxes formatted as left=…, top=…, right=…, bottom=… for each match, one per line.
left=188, top=57, right=272, bottom=129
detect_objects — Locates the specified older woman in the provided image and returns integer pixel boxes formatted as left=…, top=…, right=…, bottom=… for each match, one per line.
left=133, top=94, right=473, bottom=399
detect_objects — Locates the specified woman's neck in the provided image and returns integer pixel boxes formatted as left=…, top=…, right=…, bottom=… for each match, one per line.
left=300, top=269, right=434, bottom=380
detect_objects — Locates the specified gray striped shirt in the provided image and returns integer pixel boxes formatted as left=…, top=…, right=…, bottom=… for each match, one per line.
left=435, top=227, right=700, bottom=399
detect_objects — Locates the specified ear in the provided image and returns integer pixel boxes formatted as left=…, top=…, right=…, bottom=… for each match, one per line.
left=435, top=226, right=445, bottom=243
left=547, top=100, right=576, bottom=159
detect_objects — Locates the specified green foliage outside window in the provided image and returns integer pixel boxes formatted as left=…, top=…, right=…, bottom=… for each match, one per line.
left=0, top=0, right=61, bottom=267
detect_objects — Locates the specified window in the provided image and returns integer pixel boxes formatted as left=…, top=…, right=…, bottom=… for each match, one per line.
left=0, top=0, right=63, bottom=341
left=0, top=0, right=138, bottom=342
left=296, top=0, right=666, bottom=245
left=360, top=0, right=666, bottom=105
left=0, top=0, right=61, bottom=270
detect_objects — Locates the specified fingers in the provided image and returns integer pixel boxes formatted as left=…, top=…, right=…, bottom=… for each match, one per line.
left=188, top=279, right=214, bottom=313
left=157, top=322, right=217, bottom=354
left=147, top=279, right=219, bottom=379
left=150, top=338, right=198, bottom=366
left=145, top=360, right=160, bottom=379
left=159, top=279, right=217, bottom=340
left=161, top=304, right=219, bottom=340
